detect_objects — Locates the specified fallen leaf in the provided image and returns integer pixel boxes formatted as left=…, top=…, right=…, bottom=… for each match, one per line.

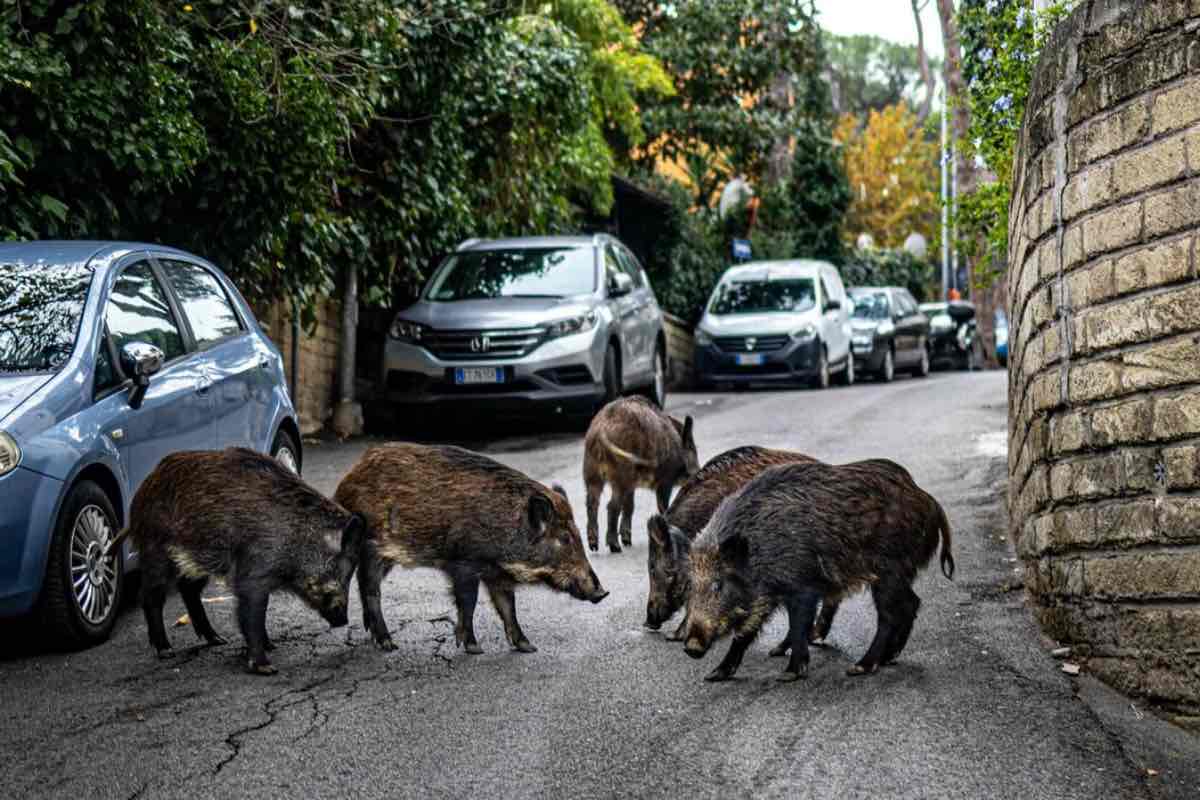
left=1146, top=769, right=1159, bottom=777
left=1061, top=663, right=1081, bottom=676
left=174, top=613, right=190, bottom=627
left=1051, top=646, right=1071, bottom=659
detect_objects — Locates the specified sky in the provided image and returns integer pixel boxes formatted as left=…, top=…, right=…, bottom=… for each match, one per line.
left=814, top=0, right=946, bottom=61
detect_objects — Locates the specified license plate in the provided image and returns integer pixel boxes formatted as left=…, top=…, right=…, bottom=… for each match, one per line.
left=735, top=353, right=765, bottom=366
left=454, top=367, right=504, bottom=385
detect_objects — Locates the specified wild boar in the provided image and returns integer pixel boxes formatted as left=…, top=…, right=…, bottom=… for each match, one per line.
left=334, top=443, right=608, bottom=654
left=680, top=460, right=954, bottom=683
left=645, top=446, right=816, bottom=640
left=646, top=450, right=917, bottom=651
left=105, top=448, right=364, bottom=675
left=583, top=396, right=699, bottom=553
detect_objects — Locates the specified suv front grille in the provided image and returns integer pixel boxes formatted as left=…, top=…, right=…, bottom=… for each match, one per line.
left=424, top=327, right=547, bottom=361
left=714, top=334, right=790, bottom=353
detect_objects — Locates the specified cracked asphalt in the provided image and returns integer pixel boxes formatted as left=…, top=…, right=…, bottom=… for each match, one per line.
left=2, top=370, right=1197, bottom=799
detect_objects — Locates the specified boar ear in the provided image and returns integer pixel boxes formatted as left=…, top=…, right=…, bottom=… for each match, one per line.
left=718, top=531, right=749, bottom=567
left=527, top=493, right=555, bottom=538
left=682, top=416, right=694, bottom=444
left=647, top=515, right=670, bottom=549
left=668, top=527, right=691, bottom=563
left=551, top=483, right=569, bottom=501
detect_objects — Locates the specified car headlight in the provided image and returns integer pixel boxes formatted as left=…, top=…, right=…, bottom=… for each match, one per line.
left=545, top=311, right=598, bottom=339
left=389, top=317, right=430, bottom=343
left=0, top=432, right=20, bottom=477
left=876, top=320, right=895, bottom=336
left=694, top=329, right=713, bottom=347
left=789, top=324, right=817, bottom=343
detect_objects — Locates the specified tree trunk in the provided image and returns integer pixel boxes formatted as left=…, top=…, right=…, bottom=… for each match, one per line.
left=912, top=0, right=934, bottom=124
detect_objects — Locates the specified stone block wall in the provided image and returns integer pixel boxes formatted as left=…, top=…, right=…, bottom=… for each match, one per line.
left=663, top=312, right=696, bottom=389
left=258, top=297, right=343, bottom=437
left=1009, top=0, right=1200, bottom=725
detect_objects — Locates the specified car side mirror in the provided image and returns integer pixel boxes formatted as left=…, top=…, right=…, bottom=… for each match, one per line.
left=824, top=298, right=841, bottom=312
left=120, top=342, right=164, bottom=409
left=609, top=272, right=634, bottom=298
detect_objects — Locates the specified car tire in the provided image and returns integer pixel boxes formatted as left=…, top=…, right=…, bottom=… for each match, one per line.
left=600, top=343, right=621, bottom=407
left=811, top=346, right=830, bottom=390
left=643, top=343, right=667, bottom=408
left=913, top=342, right=930, bottom=378
left=879, top=347, right=895, bottom=383
left=270, top=428, right=302, bottom=475
left=37, top=480, right=124, bottom=649
left=838, top=354, right=855, bottom=386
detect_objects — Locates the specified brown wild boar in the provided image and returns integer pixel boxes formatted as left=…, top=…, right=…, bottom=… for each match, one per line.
left=105, top=448, right=364, bottom=675
left=583, top=396, right=699, bottom=553
left=334, top=443, right=608, bottom=654
left=644, top=446, right=816, bottom=639
left=681, top=460, right=954, bottom=683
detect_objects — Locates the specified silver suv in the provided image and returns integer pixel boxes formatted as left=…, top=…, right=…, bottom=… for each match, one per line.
left=382, top=235, right=667, bottom=417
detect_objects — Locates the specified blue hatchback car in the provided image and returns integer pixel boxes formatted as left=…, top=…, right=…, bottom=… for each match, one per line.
left=0, top=242, right=301, bottom=647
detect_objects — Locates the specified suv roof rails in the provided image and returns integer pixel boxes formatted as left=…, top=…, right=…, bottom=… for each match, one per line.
left=456, top=237, right=487, bottom=251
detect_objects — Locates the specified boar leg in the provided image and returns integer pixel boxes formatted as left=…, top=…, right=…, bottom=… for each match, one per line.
left=585, top=480, right=603, bottom=552
left=140, top=559, right=173, bottom=658
left=779, top=592, right=821, bottom=682
left=358, top=547, right=398, bottom=651
left=881, top=587, right=921, bottom=666
left=619, top=491, right=635, bottom=547
left=849, top=579, right=904, bottom=677
left=484, top=578, right=536, bottom=653
left=449, top=565, right=483, bottom=655
left=606, top=493, right=623, bottom=553
left=655, top=484, right=673, bottom=514
left=235, top=589, right=276, bottom=675
left=705, top=632, right=756, bottom=682
left=178, top=576, right=226, bottom=646
left=810, top=596, right=841, bottom=646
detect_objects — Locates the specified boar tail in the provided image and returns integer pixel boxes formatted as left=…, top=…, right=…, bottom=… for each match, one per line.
left=937, top=504, right=955, bottom=580
left=102, top=526, right=132, bottom=561
left=598, top=430, right=651, bottom=466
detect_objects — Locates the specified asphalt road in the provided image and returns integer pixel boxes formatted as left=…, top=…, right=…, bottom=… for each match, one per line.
left=2, top=370, right=1196, bottom=799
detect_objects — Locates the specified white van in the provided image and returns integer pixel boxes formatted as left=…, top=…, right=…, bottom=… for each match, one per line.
left=693, top=259, right=853, bottom=389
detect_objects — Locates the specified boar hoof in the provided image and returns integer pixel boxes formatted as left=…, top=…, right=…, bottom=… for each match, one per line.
left=777, top=666, right=808, bottom=682
left=704, top=667, right=734, bottom=683
left=247, top=661, right=278, bottom=676
left=376, top=636, right=398, bottom=652
left=464, top=643, right=484, bottom=655
left=588, top=541, right=599, bottom=553
left=809, top=636, right=828, bottom=648
left=156, top=647, right=175, bottom=660
left=768, top=643, right=789, bottom=658
left=203, top=634, right=228, bottom=647
left=514, top=640, right=538, bottom=654
left=608, top=544, right=622, bottom=554
left=621, top=533, right=632, bottom=547
left=847, top=663, right=878, bottom=677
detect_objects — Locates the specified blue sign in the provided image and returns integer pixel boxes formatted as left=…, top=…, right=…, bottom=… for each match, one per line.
left=732, top=239, right=752, bottom=261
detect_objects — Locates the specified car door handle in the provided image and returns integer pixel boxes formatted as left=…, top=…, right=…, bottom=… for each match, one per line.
left=258, top=355, right=271, bottom=370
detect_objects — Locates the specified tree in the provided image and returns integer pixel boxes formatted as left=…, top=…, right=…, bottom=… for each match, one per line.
left=824, top=33, right=937, bottom=119
left=631, top=0, right=828, bottom=205
left=834, top=103, right=939, bottom=251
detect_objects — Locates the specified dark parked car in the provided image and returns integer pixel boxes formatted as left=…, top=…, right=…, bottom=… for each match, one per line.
left=847, top=286, right=930, bottom=381
left=919, top=300, right=979, bottom=370
left=0, top=241, right=301, bottom=647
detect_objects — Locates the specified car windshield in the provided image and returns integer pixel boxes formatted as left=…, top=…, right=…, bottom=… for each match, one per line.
left=710, top=278, right=816, bottom=314
left=0, top=262, right=93, bottom=374
left=425, top=247, right=595, bottom=301
left=850, top=291, right=890, bottom=320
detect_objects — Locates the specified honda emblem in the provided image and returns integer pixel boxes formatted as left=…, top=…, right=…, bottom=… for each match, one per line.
left=744, top=337, right=757, bottom=351
left=470, top=335, right=491, bottom=353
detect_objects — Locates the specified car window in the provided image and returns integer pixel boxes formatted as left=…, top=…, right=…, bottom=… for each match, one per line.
left=819, top=277, right=831, bottom=307
left=106, top=261, right=186, bottom=362
left=93, top=333, right=121, bottom=396
left=615, top=247, right=646, bottom=288
left=160, top=259, right=243, bottom=348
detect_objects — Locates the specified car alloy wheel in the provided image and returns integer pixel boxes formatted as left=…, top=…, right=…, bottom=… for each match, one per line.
left=842, top=354, right=855, bottom=386
left=812, top=347, right=829, bottom=390
left=271, top=429, right=301, bottom=475
left=651, top=347, right=666, bottom=408
left=70, top=505, right=119, bottom=625
left=881, top=348, right=894, bottom=382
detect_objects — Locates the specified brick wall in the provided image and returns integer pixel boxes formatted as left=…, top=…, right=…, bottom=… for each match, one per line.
left=258, top=297, right=343, bottom=437
left=1008, top=0, right=1200, bottom=726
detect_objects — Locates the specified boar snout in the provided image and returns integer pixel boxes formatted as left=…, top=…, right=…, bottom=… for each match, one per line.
left=569, top=566, right=608, bottom=603
left=684, top=637, right=709, bottom=659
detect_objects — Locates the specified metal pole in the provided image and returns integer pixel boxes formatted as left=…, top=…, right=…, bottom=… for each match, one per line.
left=940, top=86, right=949, bottom=300
left=289, top=294, right=300, bottom=404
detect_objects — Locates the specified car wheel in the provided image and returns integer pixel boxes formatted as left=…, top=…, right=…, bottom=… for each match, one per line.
left=271, top=428, right=301, bottom=475
left=914, top=342, right=930, bottom=378
left=37, top=480, right=124, bottom=649
left=839, top=353, right=855, bottom=386
left=601, top=343, right=621, bottom=406
left=644, top=344, right=667, bottom=408
left=879, top=347, right=895, bottom=383
left=811, top=346, right=830, bottom=390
